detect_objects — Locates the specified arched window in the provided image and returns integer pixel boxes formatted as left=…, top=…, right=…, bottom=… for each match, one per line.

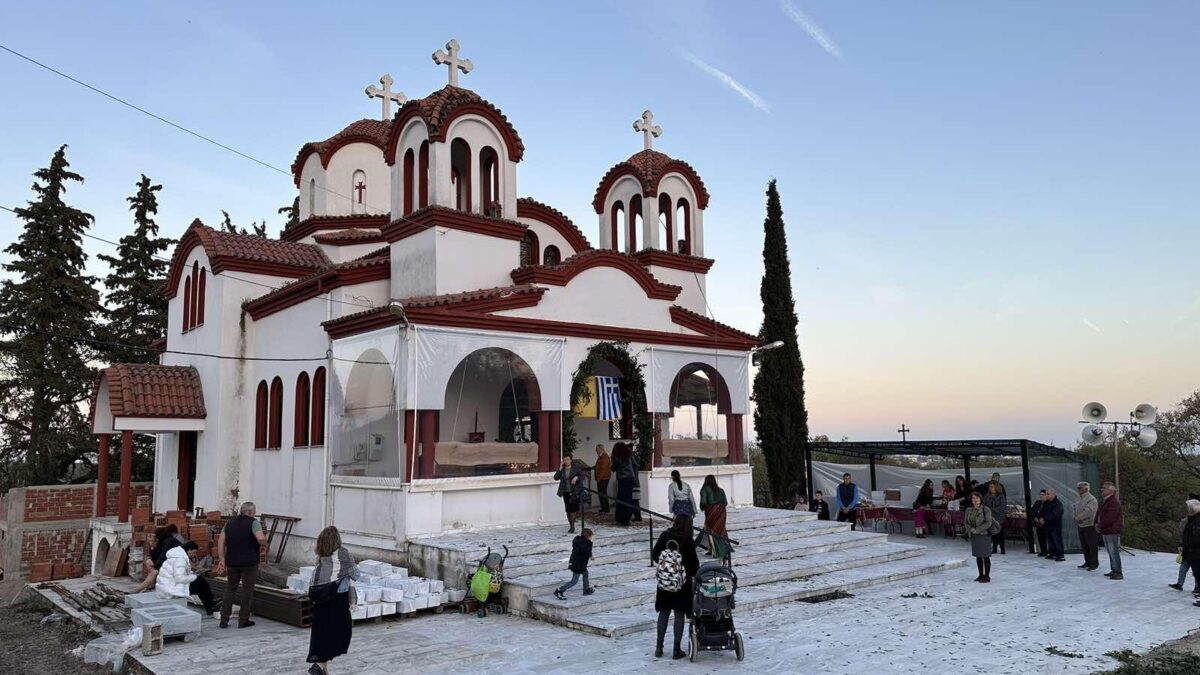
left=402, top=149, right=415, bottom=215
left=268, top=377, right=283, bottom=449
left=450, top=138, right=472, bottom=212
left=351, top=170, right=367, bottom=215
left=189, top=261, right=200, bottom=329
left=196, top=268, right=206, bottom=326
left=520, top=230, right=540, bottom=267
left=628, top=194, right=642, bottom=253
left=658, top=193, right=673, bottom=252
left=543, top=245, right=561, bottom=265
left=418, top=141, right=430, bottom=209
left=254, top=381, right=268, bottom=449
left=610, top=201, right=625, bottom=252
left=479, top=147, right=500, bottom=217
left=182, top=275, right=192, bottom=332
left=308, top=178, right=316, bottom=216
left=676, top=198, right=691, bottom=255
left=311, top=367, right=326, bottom=446
left=294, top=372, right=311, bottom=447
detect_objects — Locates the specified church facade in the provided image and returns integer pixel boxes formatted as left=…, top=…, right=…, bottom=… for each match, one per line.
left=90, top=40, right=758, bottom=557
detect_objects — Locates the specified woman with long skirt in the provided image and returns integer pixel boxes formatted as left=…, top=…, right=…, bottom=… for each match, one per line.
left=965, top=492, right=996, bottom=583
left=307, top=526, right=359, bottom=674
left=698, top=474, right=731, bottom=560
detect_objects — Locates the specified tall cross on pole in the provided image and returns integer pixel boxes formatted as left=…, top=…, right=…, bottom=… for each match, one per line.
left=432, top=39, right=473, bottom=87
left=365, top=74, right=406, bottom=120
left=897, top=424, right=911, bottom=444
left=633, top=110, right=662, bottom=151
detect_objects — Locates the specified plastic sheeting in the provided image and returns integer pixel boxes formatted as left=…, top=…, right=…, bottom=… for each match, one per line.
left=648, top=346, right=749, bottom=415
left=330, top=327, right=403, bottom=477
left=411, top=326, right=564, bottom=412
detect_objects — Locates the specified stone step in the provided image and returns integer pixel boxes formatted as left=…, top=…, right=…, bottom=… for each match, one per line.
left=563, top=554, right=968, bottom=637
left=527, top=542, right=927, bottom=621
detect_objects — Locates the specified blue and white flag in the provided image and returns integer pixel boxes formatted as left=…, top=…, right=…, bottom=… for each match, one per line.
left=596, top=376, right=623, bottom=421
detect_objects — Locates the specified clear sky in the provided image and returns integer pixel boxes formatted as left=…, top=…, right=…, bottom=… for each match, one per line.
left=1, top=1, right=1197, bottom=447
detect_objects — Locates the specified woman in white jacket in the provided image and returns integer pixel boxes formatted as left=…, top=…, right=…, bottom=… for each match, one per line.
left=154, top=532, right=217, bottom=615
left=667, top=470, right=696, bottom=518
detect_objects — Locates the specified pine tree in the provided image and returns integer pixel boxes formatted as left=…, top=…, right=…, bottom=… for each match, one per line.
left=0, top=146, right=104, bottom=488
left=220, top=209, right=268, bottom=238
left=98, top=175, right=173, bottom=365
left=752, top=180, right=809, bottom=505
left=278, top=196, right=299, bottom=231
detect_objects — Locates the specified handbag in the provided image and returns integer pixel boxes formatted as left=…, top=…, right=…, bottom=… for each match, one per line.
left=309, top=580, right=341, bottom=606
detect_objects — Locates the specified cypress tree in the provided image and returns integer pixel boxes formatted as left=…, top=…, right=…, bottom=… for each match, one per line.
left=98, top=175, right=173, bottom=365
left=0, top=146, right=104, bottom=487
left=752, top=180, right=809, bottom=505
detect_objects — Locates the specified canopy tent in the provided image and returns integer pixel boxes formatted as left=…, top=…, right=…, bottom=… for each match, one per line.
left=808, top=439, right=1100, bottom=554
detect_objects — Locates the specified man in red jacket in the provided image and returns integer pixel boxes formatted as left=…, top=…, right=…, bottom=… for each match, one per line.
left=1097, top=481, right=1123, bottom=580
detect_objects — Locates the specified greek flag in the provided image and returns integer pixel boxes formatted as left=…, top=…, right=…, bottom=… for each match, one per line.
left=596, top=376, right=622, bottom=422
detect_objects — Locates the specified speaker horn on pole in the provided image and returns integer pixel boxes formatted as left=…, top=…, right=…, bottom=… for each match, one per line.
left=1133, top=403, right=1157, bottom=426
left=1081, top=425, right=1107, bottom=446
left=1128, top=426, right=1157, bottom=449
left=1082, top=402, right=1108, bottom=423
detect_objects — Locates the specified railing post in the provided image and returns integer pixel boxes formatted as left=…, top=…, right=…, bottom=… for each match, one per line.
left=649, top=517, right=655, bottom=567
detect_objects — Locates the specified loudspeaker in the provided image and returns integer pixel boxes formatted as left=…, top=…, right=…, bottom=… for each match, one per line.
left=1128, top=426, right=1157, bottom=449
left=1133, top=403, right=1157, bottom=426
left=1081, top=425, right=1107, bottom=446
left=1082, top=402, right=1108, bottom=423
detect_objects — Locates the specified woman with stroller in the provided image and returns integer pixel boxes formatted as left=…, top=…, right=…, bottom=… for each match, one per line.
left=965, top=492, right=997, bottom=583
left=307, top=526, right=359, bottom=675
left=652, top=514, right=700, bottom=660
left=698, top=475, right=732, bottom=559
left=667, top=470, right=697, bottom=518
left=613, top=443, right=637, bottom=526
left=984, top=480, right=1008, bottom=554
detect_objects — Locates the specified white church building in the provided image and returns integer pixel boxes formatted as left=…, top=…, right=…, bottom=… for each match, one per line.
left=89, top=40, right=759, bottom=559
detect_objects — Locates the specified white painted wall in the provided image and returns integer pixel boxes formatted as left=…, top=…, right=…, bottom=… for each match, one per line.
left=433, top=229, right=520, bottom=296
left=391, top=119, right=431, bottom=217
left=648, top=265, right=707, bottom=315
left=298, top=154, right=325, bottom=222
left=499, top=266, right=693, bottom=333
left=318, top=241, right=384, bottom=265
left=444, top=115, right=518, bottom=218
left=321, top=143, right=390, bottom=218
left=390, top=229, right=437, bottom=300
left=515, top=216, right=574, bottom=260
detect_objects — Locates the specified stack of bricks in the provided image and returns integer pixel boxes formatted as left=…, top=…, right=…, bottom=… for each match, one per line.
left=131, top=503, right=231, bottom=568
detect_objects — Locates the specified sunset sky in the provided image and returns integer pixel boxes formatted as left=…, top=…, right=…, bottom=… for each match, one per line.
left=1, top=1, right=1197, bottom=447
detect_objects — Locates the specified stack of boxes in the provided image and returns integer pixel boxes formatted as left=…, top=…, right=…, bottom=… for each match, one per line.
left=284, top=559, right=466, bottom=619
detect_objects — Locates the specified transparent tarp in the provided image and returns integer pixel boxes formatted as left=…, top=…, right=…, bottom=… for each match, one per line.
left=330, top=328, right=402, bottom=478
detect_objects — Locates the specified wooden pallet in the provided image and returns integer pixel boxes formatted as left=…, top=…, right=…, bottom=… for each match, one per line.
left=352, top=601, right=451, bottom=623
left=207, top=577, right=312, bottom=628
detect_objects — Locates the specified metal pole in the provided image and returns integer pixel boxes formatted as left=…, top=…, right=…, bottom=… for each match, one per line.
left=869, top=454, right=877, bottom=492
left=963, top=456, right=971, bottom=483
left=1020, top=440, right=1034, bottom=554
left=805, top=439, right=815, bottom=503
left=1113, top=422, right=1120, bottom=491
left=649, top=517, right=655, bottom=567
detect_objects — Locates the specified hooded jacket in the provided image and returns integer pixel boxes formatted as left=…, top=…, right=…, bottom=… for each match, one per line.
left=155, top=545, right=197, bottom=598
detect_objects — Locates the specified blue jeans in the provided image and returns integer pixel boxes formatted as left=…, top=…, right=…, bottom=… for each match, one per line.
left=557, top=570, right=590, bottom=593
left=1177, top=559, right=1190, bottom=586
left=1102, top=534, right=1122, bottom=574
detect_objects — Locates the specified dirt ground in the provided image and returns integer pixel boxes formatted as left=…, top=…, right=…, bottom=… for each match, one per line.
left=0, top=602, right=110, bottom=675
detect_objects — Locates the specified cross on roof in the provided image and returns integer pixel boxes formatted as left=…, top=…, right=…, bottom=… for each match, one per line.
left=633, top=110, right=662, bottom=151
left=432, top=39, right=473, bottom=87
left=365, top=74, right=406, bottom=120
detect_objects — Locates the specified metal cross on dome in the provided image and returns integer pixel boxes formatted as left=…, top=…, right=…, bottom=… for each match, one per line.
left=365, top=74, right=406, bottom=120
left=432, top=39, right=473, bottom=87
left=633, top=110, right=662, bottom=151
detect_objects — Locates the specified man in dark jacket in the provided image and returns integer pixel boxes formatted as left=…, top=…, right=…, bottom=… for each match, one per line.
left=835, top=473, right=860, bottom=531
left=810, top=491, right=831, bottom=521
left=1041, top=489, right=1065, bottom=562
left=216, top=501, right=267, bottom=628
left=1029, top=490, right=1047, bottom=556
left=1097, top=481, right=1124, bottom=580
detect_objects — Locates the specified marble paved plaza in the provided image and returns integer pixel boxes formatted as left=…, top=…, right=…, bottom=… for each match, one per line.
left=132, top=535, right=1200, bottom=674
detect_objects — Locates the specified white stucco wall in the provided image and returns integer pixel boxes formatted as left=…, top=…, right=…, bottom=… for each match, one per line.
left=391, top=119, right=431, bottom=217
left=390, top=228, right=437, bottom=300
left=321, top=143, right=390, bottom=218
left=647, top=265, right=707, bottom=315
left=444, top=115, right=518, bottom=218
left=499, top=266, right=694, bottom=333
left=432, top=229, right=520, bottom=296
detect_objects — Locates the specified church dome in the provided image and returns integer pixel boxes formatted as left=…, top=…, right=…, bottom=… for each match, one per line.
left=291, top=119, right=391, bottom=186
left=591, top=149, right=709, bottom=214
left=385, top=85, right=525, bottom=164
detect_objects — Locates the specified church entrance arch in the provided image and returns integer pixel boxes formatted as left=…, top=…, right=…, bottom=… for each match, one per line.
left=664, top=362, right=733, bottom=466
left=564, top=342, right=654, bottom=471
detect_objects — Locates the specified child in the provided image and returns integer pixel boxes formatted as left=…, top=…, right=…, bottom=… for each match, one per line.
left=553, top=528, right=595, bottom=599
left=809, top=491, right=830, bottom=520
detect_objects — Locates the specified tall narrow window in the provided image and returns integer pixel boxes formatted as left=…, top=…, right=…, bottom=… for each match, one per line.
left=308, top=178, right=316, bottom=216
left=611, top=201, right=625, bottom=252
left=543, top=245, right=561, bottom=265
left=658, top=193, right=673, bottom=252
left=677, top=198, right=691, bottom=255
left=520, top=231, right=540, bottom=267
left=182, top=275, right=192, bottom=332
left=450, top=138, right=472, bottom=212
left=351, top=170, right=367, bottom=215
left=628, top=194, right=642, bottom=253
left=294, top=372, right=311, bottom=447
left=418, top=141, right=429, bottom=209
left=311, top=367, right=326, bottom=446
left=402, top=149, right=415, bottom=215
left=196, top=268, right=206, bottom=326
left=268, top=377, right=283, bottom=449
left=254, top=381, right=268, bottom=449
left=189, top=262, right=200, bottom=329
left=479, top=147, right=500, bottom=217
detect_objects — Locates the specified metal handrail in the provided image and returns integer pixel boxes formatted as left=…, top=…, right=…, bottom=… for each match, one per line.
left=569, top=482, right=740, bottom=567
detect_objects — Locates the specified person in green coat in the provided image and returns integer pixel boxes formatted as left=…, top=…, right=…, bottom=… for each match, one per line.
left=698, top=475, right=732, bottom=560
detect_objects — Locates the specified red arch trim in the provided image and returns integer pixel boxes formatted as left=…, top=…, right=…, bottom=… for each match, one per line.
left=516, top=199, right=591, bottom=253
left=510, top=250, right=682, bottom=301
left=386, top=101, right=525, bottom=165
left=591, top=156, right=710, bottom=213
left=291, top=134, right=388, bottom=187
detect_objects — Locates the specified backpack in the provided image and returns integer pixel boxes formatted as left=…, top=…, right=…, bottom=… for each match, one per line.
left=656, top=539, right=686, bottom=592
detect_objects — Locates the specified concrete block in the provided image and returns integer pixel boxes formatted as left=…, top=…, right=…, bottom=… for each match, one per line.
left=449, top=589, right=467, bottom=603
left=382, top=576, right=408, bottom=589
left=414, top=580, right=430, bottom=596
left=357, top=573, right=378, bottom=585
left=142, top=622, right=164, bottom=656
left=366, top=603, right=382, bottom=618
left=381, top=601, right=397, bottom=615
left=132, top=605, right=201, bottom=637
left=399, top=599, right=416, bottom=613
left=350, top=604, right=367, bottom=620
left=358, top=560, right=389, bottom=577
left=298, top=566, right=315, bottom=584
left=124, top=592, right=186, bottom=610
left=385, top=568, right=409, bottom=579
left=286, top=575, right=308, bottom=593
left=362, top=586, right=382, bottom=603
left=429, top=580, right=444, bottom=594
left=382, top=587, right=404, bottom=602
left=441, top=590, right=450, bottom=605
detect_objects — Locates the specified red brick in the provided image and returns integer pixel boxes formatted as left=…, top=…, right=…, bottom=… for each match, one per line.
left=30, top=562, right=52, bottom=582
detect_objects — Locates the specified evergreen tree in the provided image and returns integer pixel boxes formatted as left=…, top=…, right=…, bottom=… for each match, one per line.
left=0, top=146, right=104, bottom=488
left=98, top=175, right=173, bottom=365
left=752, top=180, right=809, bottom=505
left=220, top=209, right=267, bottom=238
left=278, top=196, right=299, bottom=231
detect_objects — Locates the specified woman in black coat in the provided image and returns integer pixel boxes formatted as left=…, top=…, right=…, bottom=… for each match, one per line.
left=651, top=514, right=700, bottom=660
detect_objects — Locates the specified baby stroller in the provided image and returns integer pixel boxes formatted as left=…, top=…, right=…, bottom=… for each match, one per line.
left=688, top=561, right=744, bottom=661
left=462, top=545, right=509, bottom=617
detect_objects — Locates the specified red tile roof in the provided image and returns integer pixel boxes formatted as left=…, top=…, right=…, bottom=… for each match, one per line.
left=516, top=198, right=592, bottom=253
left=401, top=284, right=545, bottom=309
left=281, top=213, right=391, bottom=242
left=591, top=149, right=710, bottom=213
left=243, top=247, right=390, bottom=320
left=313, top=229, right=386, bottom=245
left=386, top=85, right=525, bottom=163
left=322, top=284, right=547, bottom=338
left=511, top=249, right=682, bottom=301
left=166, top=221, right=331, bottom=296
left=98, top=364, right=206, bottom=419
left=291, top=118, right=391, bottom=184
